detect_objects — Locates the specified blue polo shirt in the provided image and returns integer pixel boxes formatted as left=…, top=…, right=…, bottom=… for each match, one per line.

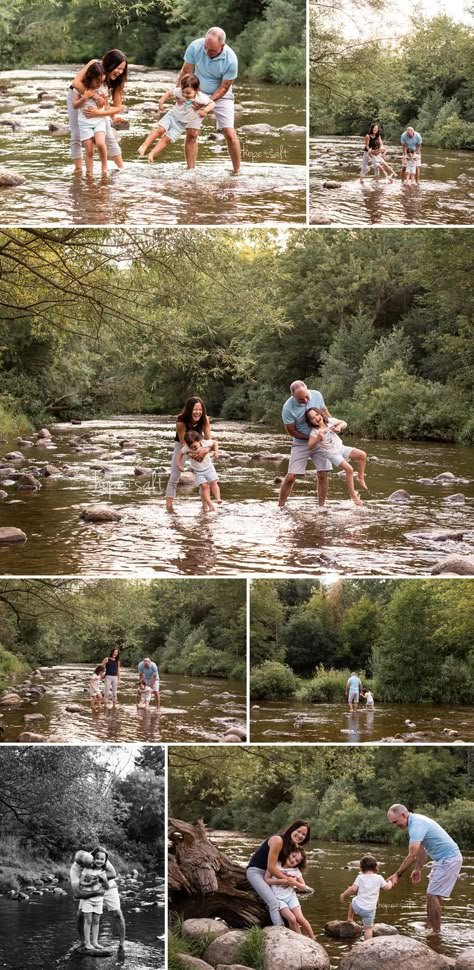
left=184, top=38, right=238, bottom=96
left=408, top=813, right=460, bottom=861
left=401, top=130, right=422, bottom=152
left=282, top=389, right=325, bottom=437
left=138, top=660, right=158, bottom=682
left=348, top=675, right=362, bottom=693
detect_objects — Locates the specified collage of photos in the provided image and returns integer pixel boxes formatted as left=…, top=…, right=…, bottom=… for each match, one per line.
left=0, top=1, right=472, bottom=970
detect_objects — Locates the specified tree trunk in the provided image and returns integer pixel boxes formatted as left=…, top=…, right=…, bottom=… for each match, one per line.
left=168, top=817, right=267, bottom=927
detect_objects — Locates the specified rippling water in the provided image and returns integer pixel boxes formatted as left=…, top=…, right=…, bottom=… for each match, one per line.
left=310, top=136, right=474, bottom=225
left=204, top=831, right=474, bottom=968
left=0, top=664, right=246, bottom=743
left=0, top=876, right=165, bottom=970
left=0, top=67, right=306, bottom=224
left=1, top=416, right=473, bottom=575
left=250, top=700, right=474, bottom=744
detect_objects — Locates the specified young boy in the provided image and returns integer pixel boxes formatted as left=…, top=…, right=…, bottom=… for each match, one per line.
left=137, top=74, right=215, bottom=164
left=178, top=429, right=221, bottom=512
left=340, top=854, right=393, bottom=939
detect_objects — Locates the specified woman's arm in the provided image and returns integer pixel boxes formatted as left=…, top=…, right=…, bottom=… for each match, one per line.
left=266, top=836, right=287, bottom=881
left=264, top=869, right=287, bottom=885
left=117, top=660, right=121, bottom=683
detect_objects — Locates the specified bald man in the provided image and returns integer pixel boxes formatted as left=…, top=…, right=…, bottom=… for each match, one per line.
left=279, top=380, right=332, bottom=508
left=387, top=804, right=462, bottom=935
left=178, top=27, right=241, bottom=174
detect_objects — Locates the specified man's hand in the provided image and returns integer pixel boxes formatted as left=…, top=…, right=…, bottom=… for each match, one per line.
left=410, top=870, right=422, bottom=884
left=387, top=873, right=399, bottom=885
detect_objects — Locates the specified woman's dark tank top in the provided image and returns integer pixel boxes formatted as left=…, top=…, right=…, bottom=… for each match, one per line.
left=247, top=839, right=271, bottom=870
left=175, top=412, right=206, bottom=442
left=105, top=658, right=119, bottom=676
left=366, top=133, right=381, bottom=151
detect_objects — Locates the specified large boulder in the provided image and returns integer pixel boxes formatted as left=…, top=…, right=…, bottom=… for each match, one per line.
left=80, top=505, right=122, bottom=523
left=216, top=966, right=251, bottom=969
left=263, top=927, right=330, bottom=970
left=37, top=428, right=52, bottom=439
left=0, top=527, right=27, bottom=543
left=182, top=919, right=230, bottom=942
left=179, top=958, right=214, bottom=970
left=39, top=464, right=61, bottom=477
left=431, top=556, right=474, bottom=576
left=203, top=930, right=248, bottom=967
left=325, top=920, right=362, bottom=939
left=456, top=950, right=474, bottom=969
left=339, top=937, right=455, bottom=970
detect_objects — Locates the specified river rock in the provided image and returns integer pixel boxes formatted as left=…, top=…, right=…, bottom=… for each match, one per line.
left=203, top=930, right=249, bottom=966
left=435, top=472, right=456, bottom=481
left=263, top=926, right=330, bottom=970
left=280, top=124, right=306, bottom=133
left=0, top=489, right=8, bottom=499
left=224, top=726, right=247, bottom=740
left=443, top=728, right=458, bottom=737
left=414, top=530, right=464, bottom=542
left=65, top=704, right=84, bottom=713
left=0, top=167, right=26, bottom=187
left=323, top=180, right=342, bottom=188
left=0, top=527, right=27, bottom=543
left=220, top=734, right=242, bottom=743
left=431, top=556, right=474, bottom=576
left=206, top=132, right=225, bottom=142
left=16, top=474, right=41, bottom=490
left=4, top=451, right=24, bottom=460
left=325, top=921, right=362, bottom=939
left=216, top=966, right=251, bottom=970
left=387, top=489, right=411, bottom=503
left=182, top=919, right=230, bottom=942
left=37, top=428, right=52, bottom=439
left=137, top=101, right=162, bottom=113
left=134, top=466, right=153, bottom=477
left=455, top=950, right=474, bottom=969
left=180, top=958, right=214, bottom=970
left=0, top=693, right=23, bottom=704
left=446, top=493, right=465, bottom=503
left=239, top=123, right=276, bottom=134
left=339, top=937, right=455, bottom=969
left=23, top=713, right=46, bottom=722
left=39, top=464, right=61, bottom=476
left=373, top=924, right=400, bottom=936
left=80, top=504, right=122, bottom=523
left=17, top=732, right=47, bottom=742
left=112, top=118, right=130, bottom=130
left=1, top=119, right=21, bottom=130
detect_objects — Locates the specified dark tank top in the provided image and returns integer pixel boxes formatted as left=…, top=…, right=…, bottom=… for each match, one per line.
left=174, top=413, right=206, bottom=442
left=365, top=133, right=381, bottom=151
left=247, top=839, right=272, bottom=870
left=105, top=658, right=119, bottom=676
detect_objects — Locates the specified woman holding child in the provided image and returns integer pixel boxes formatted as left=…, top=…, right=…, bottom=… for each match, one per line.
left=246, top=819, right=312, bottom=929
left=67, top=49, right=128, bottom=173
left=165, top=396, right=212, bottom=513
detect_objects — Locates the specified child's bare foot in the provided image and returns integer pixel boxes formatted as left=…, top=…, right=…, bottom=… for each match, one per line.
left=356, top=477, right=368, bottom=490
left=137, top=145, right=146, bottom=156
left=148, top=153, right=156, bottom=163
left=353, top=495, right=363, bottom=507
left=204, top=501, right=216, bottom=512
left=216, top=499, right=223, bottom=504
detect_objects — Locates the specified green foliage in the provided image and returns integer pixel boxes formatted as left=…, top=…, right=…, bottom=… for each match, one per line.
left=250, top=660, right=298, bottom=699
left=238, top=925, right=265, bottom=970
left=0, top=644, right=30, bottom=693
left=438, top=800, right=474, bottom=849
left=0, top=401, right=32, bottom=437
left=297, top=666, right=373, bottom=704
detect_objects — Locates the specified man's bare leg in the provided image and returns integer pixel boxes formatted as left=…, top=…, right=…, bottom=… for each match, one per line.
left=222, top=126, right=241, bottom=174
left=317, top=470, right=329, bottom=507
left=426, top=894, right=442, bottom=934
left=184, top=129, right=199, bottom=169
left=278, top=473, right=299, bottom=508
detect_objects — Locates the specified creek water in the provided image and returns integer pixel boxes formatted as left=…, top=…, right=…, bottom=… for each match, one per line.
left=250, top=700, right=474, bottom=744
left=0, top=875, right=165, bottom=970
left=1, top=416, right=473, bottom=576
left=310, top=136, right=474, bottom=225
left=0, top=66, right=306, bottom=225
left=0, top=664, right=246, bottom=744
left=207, top=830, right=474, bottom=968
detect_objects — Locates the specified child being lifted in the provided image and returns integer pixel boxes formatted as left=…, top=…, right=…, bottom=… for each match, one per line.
left=137, top=74, right=215, bottom=164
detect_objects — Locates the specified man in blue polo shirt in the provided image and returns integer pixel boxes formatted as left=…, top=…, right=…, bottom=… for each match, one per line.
left=137, top=657, right=160, bottom=708
left=278, top=379, right=332, bottom=508
left=400, top=126, right=422, bottom=183
left=178, top=27, right=241, bottom=174
left=387, top=804, right=463, bottom=934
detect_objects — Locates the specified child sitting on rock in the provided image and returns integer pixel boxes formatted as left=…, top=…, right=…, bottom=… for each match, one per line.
left=265, top=847, right=316, bottom=939
left=340, top=853, right=393, bottom=939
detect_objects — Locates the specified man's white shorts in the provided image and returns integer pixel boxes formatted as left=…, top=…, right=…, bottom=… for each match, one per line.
left=428, top=854, right=463, bottom=897
left=287, top=438, right=332, bottom=475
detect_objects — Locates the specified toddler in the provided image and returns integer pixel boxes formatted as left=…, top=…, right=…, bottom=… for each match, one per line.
left=405, top=148, right=419, bottom=183
left=178, top=429, right=221, bottom=512
left=77, top=848, right=110, bottom=950
left=265, top=847, right=315, bottom=939
left=364, top=689, right=375, bottom=708
left=138, top=74, right=215, bottom=164
left=306, top=408, right=367, bottom=506
left=72, top=61, right=109, bottom=176
left=137, top=682, right=153, bottom=708
left=89, top=665, right=104, bottom=711
left=340, top=853, right=393, bottom=939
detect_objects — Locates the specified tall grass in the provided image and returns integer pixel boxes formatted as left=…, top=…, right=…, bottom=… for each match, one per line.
left=297, top=667, right=373, bottom=704
left=237, top=925, right=265, bottom=970
left=0, top=402, right=32, bottom=438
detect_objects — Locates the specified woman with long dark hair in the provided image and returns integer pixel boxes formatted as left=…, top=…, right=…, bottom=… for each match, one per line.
left=360, top=122, right=382, bottom=182
left=246, top=819, right=311, bottom=925
left=67, top=49, right=128, bottom=173
left=165, top=396, right=212, bottom=513
left=100, top=646, right=121, bottom=708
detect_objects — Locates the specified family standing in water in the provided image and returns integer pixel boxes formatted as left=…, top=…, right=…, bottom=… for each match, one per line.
left=67, top=28, right=241, bottom=176
left=246, top=812, right=463, bottom=940
left=360, top=124, right=422, bottom=185
left=88, top=651, right=160, bottom=712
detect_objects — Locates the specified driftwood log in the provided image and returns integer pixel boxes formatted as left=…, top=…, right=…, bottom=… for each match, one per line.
left=168, top=817, right=267, bottom=926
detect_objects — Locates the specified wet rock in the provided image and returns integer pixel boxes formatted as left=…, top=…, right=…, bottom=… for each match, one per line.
left=1, top=119, right=21, bottom=130
left=239, top=123, right=276, bottom=134
left=413, top=530, right=464, bottom=542
left=323, top=180, right=342, bottom=189
left=4, top=451, right=24, bottom=460
left=203, top=930, right=249, bottom=966
left=80, top=504, right=122, bottom=523
left=387, top=489, right=411, bottom=503
left=446, top=493, right=465, bottom=503
left=119, top=439, right=137, bottom=448
left=37, top=428, right=52, bottom=439
left=456, top=949, right=474, bottom=969
left=16, top=474, right=41, bottom=491
left=134, top=466, right=153, bottom=477
left=221, top=734, right=242, bottom=743
left=405, top=720, right=416, bottom=728
left=39, top=102, right=56, bottom=109
left=325, top=920, right=362, bottom=939
left=112, top=119, right=130, bottom=130
left=0, top=168, right=26, bottom=187
left=0, top=693, right=23, bottom=705
left=24, top=713, right=46, bottom=722
left=0, top=490, right=8, bottom=499
left=17, top=732, right=47, bottom=742
left=0, top=527, right=27, bottom=543
left=137, top=101, right=162, bottom=113
left=39, top=464, right=61, bottom=476
left=443, top=728, right=458, bottom=737
left=223, top=726, right=246, bottom=740
left=206, top=132, right=225, bottom=142
left=65, top=704, right=84, bottom=713
left=182, top=919, right=230, bottom=942
left=263, top=926, right=330, bottom=969
left=431, top=556, right=474, bottom=576
left=339, top=937, right=455, bottom=969
left=199, top=699, right=210, bottom=706
left=280, top=124, right=306, bottom=133
left=372, top=925, right=400, bottom=936
left=252, top=705, right=260, bottom=709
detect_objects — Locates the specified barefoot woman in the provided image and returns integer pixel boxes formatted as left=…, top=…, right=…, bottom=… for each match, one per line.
left=165, top=396, right=212, bottom=512
left=67, top=49, right=128, bottom=173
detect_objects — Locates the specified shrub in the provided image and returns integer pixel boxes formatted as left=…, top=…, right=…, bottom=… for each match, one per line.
left=437, top=800, right=474, bottom=849
left=297, top=667, right=373, bottom=704
left=250, top=661, right=298, bottom=700
left=238, top=925, right=265, bottom=970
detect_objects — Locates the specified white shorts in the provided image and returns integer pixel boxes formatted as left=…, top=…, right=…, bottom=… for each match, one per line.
left=141, top=681, right=160, bottom=692
left=288, top=439, right=332, bottom=475
left=325, top=445, right=353, bottom=468
left=276, top=890, right=299, bottom=911
left=160, top=110, right=203, bottom=143
left=212, top=94, right=235, bottom=131
left=103, top=885, right=121, bottom=911
left=78, top=117, right=107, bottom=142
left=194, top=465, right=219, bottom=486
left=79, top=896, right=104, bottom=914
left=428, top=854, right=463, bottom=897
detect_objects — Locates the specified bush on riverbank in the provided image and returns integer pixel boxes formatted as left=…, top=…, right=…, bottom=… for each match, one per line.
left=297, top=667, right=373, bottom=704
left=0, top=401, right=32, bottom=439
left=250, top=661, right=299, bottom=699
left=0, top=644, right=30, bottom=694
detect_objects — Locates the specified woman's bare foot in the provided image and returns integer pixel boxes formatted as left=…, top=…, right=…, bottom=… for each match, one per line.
left=165, top=497, right=174, bottom=513
left=356, top=477, right=368, bottom=490
left=148, top=153, right=156, bottom=163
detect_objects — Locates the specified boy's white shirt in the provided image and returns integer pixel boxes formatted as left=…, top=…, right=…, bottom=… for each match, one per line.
left=354, top=872, right=387, bottom=909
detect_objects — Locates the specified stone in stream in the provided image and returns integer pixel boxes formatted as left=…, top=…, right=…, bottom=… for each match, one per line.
left=431, top=556, right=474, bottom=576
left=4, top=451, right=24, bottom=460
left=23, top=713, right=46, bottom=722
left=220, top=734, right=242, bottom=743
left=80, top=504, right=122, bottom=523
left=39, top=464, right=61, bottom=476
left=263, top=926, right=330, bottom=970
left=280, top=124, right=306, bottom=133
left=37, top=428, right=52, bottom=439
left=112, top=119, right=130, bottom=130
left=65, top=704, right=85, bottom=713
left=182, top=918, right=230, bottom=942
left=0, top=693, right=23, bottom=704
left=16, top=474, right=41, bottom=491
left=323, top=180, right=342, bottom=189
left=456, top=949, right=474, bottom=968
left=179, top=958, right=214, bottom=970
left=223, top=726, right=246, bottom=740
left=325, top=920, right=362, bottom=939
left=372, top=925, right=400, bottom=937
left=339, top=937, right=455, bottom=969
left=119, top=439, right=137, bottom=448
left=1, top=119, right=21, bottom=130
left=443, top=728, right=458, bottom=737
left=387, top=489, right=412, bottom=503
left=134, top=466, right=152, bottom=477
left=0, top=527, right=27, bottom=543
left=446, top=493, right=465, bottom=503
left=0, top=490, right=7, bottom=499
left=203, top=930, right=249, bottom=966
left=412, top=530, right=464, bottom=542
left=17, top=732, right=48, bottom=742
left=216, top=966, right=251, bottom=970
left=0, top=167, right=26, bottom=187
left=239, top=123, right=276, bottom=134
